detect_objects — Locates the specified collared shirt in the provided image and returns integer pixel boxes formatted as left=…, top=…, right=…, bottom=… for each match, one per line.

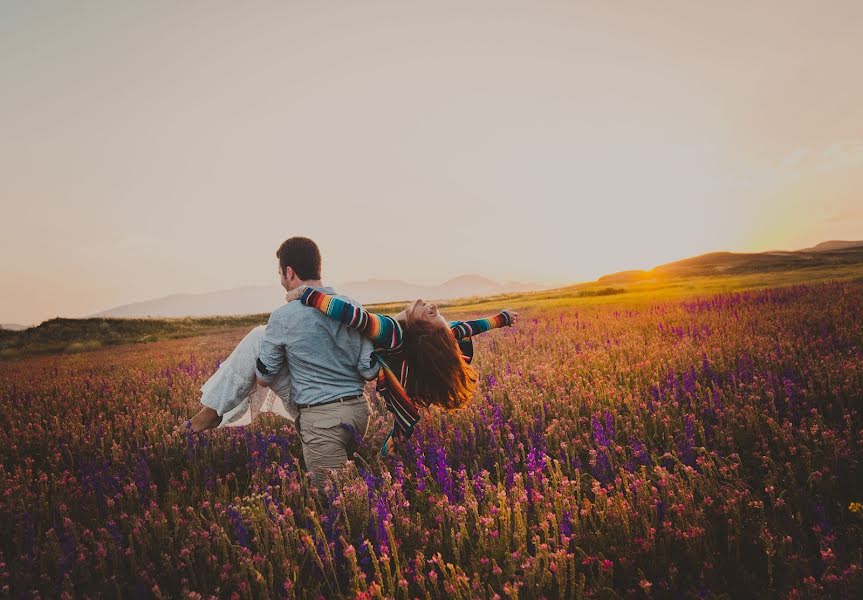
left=255, top=287, right=378, bottom=406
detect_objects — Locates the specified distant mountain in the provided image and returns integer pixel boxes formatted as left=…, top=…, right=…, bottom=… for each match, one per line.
left=339, top=274, right=530, bottom=305
left=91, top=285, right=282, bottom=318
left=90, top=275, right=537, bottom=318
left=797, top=240, right=863, bottom=252
left=1, top=324, right=29, bottom=331
left=597, top=242, right=863, bottom=284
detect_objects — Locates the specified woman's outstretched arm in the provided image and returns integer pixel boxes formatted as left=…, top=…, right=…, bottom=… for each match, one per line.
left=449, top=310, right=517, bottom=340
left=296, top=286, right=404, bottom=350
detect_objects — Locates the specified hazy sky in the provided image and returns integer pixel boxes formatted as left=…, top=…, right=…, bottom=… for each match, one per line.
left=2, top=1, right=862, bottom=324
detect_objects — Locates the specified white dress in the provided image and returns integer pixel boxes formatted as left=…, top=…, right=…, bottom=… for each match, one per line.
left=199, top=325, right=299, bottom=427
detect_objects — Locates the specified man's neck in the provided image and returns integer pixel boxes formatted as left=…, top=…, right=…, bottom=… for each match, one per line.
left=298, top=279, right=324, bottom=289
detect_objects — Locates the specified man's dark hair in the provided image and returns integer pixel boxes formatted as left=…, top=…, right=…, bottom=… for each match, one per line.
left=276, top=237, right=321, bottom=280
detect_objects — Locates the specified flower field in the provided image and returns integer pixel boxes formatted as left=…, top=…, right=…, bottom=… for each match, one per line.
left=2, top=280, right=863, bottom=599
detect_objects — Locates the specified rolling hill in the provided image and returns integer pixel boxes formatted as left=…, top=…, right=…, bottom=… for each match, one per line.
left=598, top=241, right=863, bottom=284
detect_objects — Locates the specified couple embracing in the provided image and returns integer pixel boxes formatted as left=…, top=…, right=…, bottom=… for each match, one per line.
left=186, top=236, right=517, bottom=492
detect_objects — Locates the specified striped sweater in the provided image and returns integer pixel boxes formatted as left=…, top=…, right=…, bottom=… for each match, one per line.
left=299, top=287, right=513, bottom=441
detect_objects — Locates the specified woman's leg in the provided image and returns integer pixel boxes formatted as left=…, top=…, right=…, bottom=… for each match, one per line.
left=188, top=326, right=267, bottom=432
left=188, top=325, right=296, bottom=432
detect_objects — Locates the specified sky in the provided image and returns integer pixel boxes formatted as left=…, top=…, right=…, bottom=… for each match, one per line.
left=1, top=1, right=862, bottom=325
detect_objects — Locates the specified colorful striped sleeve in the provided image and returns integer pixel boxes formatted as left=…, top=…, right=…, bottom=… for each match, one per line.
left=378, top=366, right=421, bottom=439
left=449, top=310, right=514, bottom=340
left=299, top=287, right=404, bottom=349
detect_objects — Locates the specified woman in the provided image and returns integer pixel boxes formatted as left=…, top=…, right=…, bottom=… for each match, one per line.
left=290, top=285, right=517, bottom=455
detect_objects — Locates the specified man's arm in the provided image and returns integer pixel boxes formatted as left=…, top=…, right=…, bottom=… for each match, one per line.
left=255, top=310, right=287, bottom=388
left=357, top=337, right=381, bottom=381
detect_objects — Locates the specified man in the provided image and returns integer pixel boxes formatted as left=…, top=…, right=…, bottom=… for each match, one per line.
left=255, top=237, right=378, bottom=492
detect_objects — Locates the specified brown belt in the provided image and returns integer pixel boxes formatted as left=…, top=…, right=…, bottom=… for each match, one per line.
left=297, top=394, right=362, bottom=410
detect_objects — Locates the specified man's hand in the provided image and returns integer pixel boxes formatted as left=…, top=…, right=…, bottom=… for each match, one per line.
left=285, top=284, right=308, bottom=303
left=380, top=430, right=399, bottom=457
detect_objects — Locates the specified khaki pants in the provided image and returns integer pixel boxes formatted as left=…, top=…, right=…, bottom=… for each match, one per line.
left=295, top=396, right=371, bottom=492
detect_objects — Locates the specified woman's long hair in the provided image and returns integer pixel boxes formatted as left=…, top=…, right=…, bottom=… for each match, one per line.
left=401, top=320, right=477, bottom=410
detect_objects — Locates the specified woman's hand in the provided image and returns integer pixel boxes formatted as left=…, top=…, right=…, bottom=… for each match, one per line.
left=504, top=309, right=519, bottom=326
left=285, top=285, right=308, bottom=303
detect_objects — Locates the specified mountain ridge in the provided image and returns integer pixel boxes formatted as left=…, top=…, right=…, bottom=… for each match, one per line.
left=90, top=275, right=537, bottom=319
left=598, top=240, right=863, bottom=284
left=797, top=240, right=863, bottom=252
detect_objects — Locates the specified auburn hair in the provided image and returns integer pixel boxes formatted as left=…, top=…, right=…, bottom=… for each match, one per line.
left=401, top=319, right=478, bottom=410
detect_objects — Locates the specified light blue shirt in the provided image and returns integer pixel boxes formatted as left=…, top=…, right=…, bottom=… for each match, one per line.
left=255, top=287, right=378, bottom=406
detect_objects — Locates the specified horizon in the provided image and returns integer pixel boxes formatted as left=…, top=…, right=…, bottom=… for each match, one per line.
left=2, top=2, right=863, bottom=324
left=4, top=238, right=861, bottom=326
